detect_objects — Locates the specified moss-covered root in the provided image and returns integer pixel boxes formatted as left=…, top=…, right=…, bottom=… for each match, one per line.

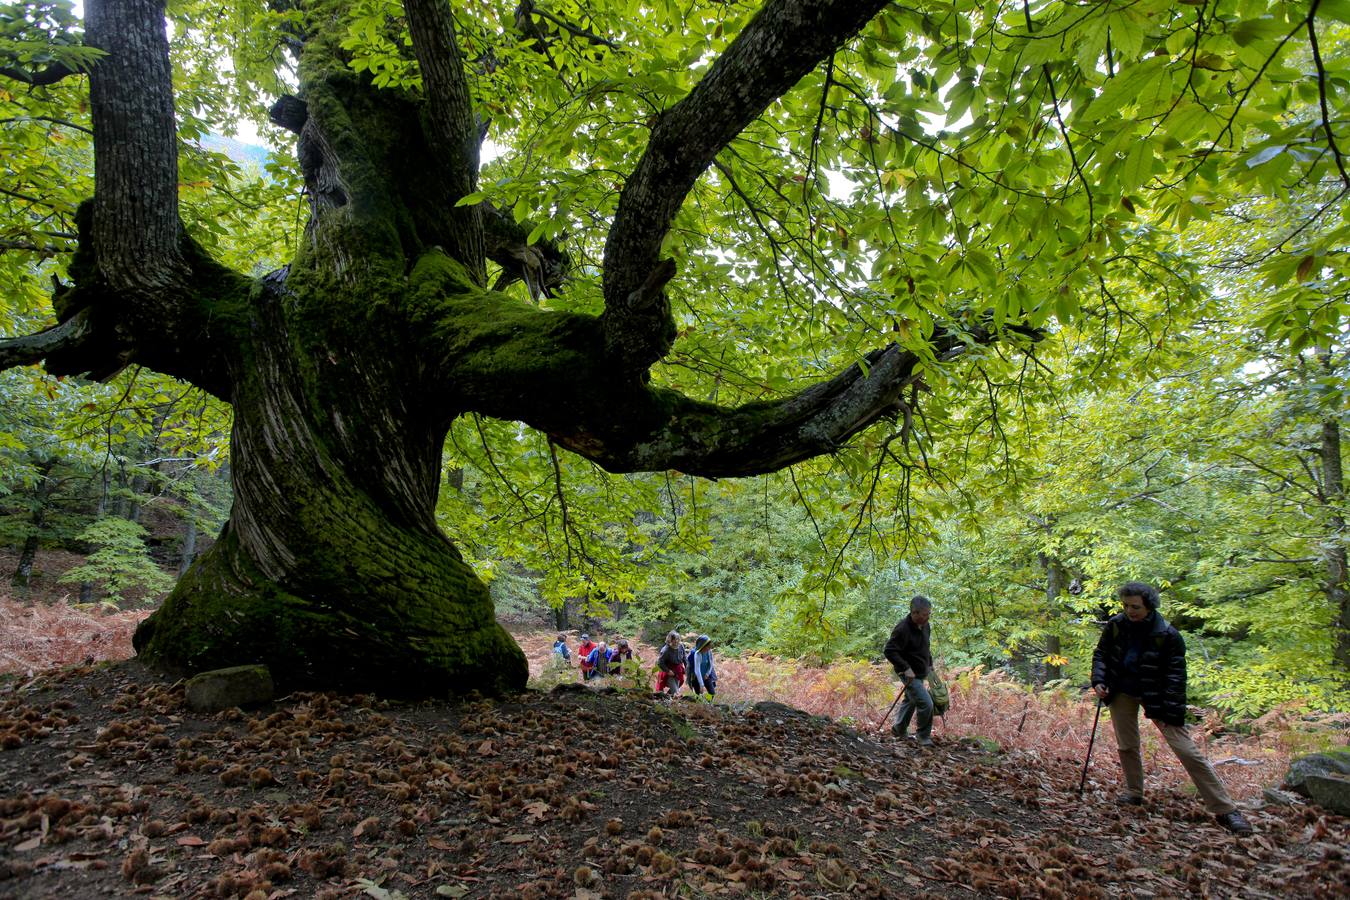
left=133, top=528, right=528, bottom=697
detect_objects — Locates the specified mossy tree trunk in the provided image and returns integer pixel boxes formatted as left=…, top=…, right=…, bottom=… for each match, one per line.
left=0, top=0, right=1000, bottom=696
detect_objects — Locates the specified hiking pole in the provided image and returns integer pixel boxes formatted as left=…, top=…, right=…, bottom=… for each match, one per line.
left=874, top=689, right=904, bottom=734
left=873, top=676, right=912, bottom=734
left=1078, top=698, right=1104, bottom=796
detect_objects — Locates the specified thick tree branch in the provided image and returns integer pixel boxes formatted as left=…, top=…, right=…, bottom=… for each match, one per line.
left=14, top=0, right=249, bottom=400
left=413, top=249, right=1028, bottom=477
left=599, top=0, right=889, bottom=372
left=404, top=0, right=485, bottom=282
left=0, top=62, right=77, bottom=86
left=550, top=336, right=977, bottom=477
left=85, top=0, right=187, bottom=295
left=0, top=309, right=96, bottom=370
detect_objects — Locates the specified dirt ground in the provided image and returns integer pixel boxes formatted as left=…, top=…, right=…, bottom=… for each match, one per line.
left=1, top=661, right=1346, bottom=899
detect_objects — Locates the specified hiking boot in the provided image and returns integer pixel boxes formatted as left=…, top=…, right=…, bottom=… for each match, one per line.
left=890, top=723, right=908, bottom=738
left=1115, top=794, right=1144, bottom=807
left=1215, top=810, right=1253, bottom=835
left=915, top=737, right=934, bottom=747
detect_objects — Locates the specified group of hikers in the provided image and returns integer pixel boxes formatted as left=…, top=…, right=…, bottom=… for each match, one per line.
left=884, top=583, right=1255, bottom=835
left=548, top=578, right=1254, bottom=836
left=551, top=630, right=718, bottom=697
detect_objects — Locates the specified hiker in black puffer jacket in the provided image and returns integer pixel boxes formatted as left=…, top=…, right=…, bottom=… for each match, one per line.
left=1091, top=582, right=1252, bottom=836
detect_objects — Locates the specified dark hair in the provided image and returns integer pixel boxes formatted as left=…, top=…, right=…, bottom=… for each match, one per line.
left=910, top=595, right=932, bottom=612
left=1118, top=581, right=1160, bottom=610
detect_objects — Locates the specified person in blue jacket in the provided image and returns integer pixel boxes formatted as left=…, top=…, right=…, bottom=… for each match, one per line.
left=584, top=641, right=611, bottom=680
left=687, top=635, right=717, bottom=697
left=552, top=633, right=571, bottom=664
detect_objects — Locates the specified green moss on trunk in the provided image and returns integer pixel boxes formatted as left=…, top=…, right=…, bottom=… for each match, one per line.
left=134, top=524, right=527, bottom=696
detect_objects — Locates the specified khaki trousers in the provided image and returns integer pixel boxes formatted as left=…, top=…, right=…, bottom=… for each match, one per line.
left=1108, top=693, right=1236, bottom=815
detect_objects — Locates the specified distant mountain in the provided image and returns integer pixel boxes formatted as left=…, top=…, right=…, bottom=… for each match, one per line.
left=200, top=133, right=273, bottom=167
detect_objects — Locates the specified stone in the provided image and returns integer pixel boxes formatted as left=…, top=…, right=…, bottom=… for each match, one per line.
left=751, top=700, right=808, bottom=718
left=1261, top=787, right=1305, bottom=807
left=1304, top=774, right=1350, bottom=816
left=185, top=664, right=274, bottom=713
left=1281, top=749, right=1350, bottom=796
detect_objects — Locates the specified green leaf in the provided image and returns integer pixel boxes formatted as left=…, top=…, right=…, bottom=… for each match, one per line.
left=1245, top=145, right=1286, bottom=168
left=1120, top=141, right=1154, bottom=192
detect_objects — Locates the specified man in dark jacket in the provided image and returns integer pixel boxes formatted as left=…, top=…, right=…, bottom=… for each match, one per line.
left=883, top=596, right=934, bottom=746
left=1092, top=582, right=1252, bottom=835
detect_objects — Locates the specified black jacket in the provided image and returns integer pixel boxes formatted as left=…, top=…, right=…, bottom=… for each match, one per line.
left=883, top=615, right=931, bottom=679
left=657, top=643, right=684, bottom=674
left=1091, top=612, right=1188, bottom=726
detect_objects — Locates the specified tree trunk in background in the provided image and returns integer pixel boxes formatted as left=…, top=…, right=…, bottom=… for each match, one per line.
left=126, top=471, right=149, bottom=524
left=1038, top=552, right=1067, bottom=682
left=1321, top=418, right=1349, bottom=672
left=445, top=466, right=464, bottom=492
left=11, top=460, right=56, bottom=596
left=177, top=516, right=197, bottom=578
left=78, top=471, right=109, bottom=604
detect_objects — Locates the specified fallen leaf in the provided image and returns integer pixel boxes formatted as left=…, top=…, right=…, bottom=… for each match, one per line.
left=502, top=833, right=532, bottom=844
left=14, top=835, right=42, bottom=852
left=175, top=835, right=206, bottom=847
left=435, top=887, right=469, bottom=899
left=427, top=837, right=454, bottom=852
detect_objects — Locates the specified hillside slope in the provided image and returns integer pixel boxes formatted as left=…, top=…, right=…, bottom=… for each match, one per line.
left=1, top=661, right=1346, bottom=898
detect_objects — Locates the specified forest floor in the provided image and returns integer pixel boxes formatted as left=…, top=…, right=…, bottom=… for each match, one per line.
left=1, top=593, right=1348, bottom=898
left=2, top=649, right=1348, bottom=899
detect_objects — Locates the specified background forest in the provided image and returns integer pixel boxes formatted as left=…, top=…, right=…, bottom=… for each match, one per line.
left=1, top=0, right=1347, bottom=718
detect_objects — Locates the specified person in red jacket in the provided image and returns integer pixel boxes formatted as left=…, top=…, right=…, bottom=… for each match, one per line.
left=655, top=631, right=685, bottom=695
left=577, top=633, right=597, bottom=680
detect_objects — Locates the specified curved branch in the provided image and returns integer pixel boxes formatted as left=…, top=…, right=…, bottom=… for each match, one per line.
left=413, top=249, right=1028, bottom=478
left=1308, top=0, right=1350, bottom=187
left=599, top=0, right=890, bottom=371
left=520, top=1, right=618, bottom=49
left=0, top=116, right=93, bottom=135
left=580, top=346, right=933, bottom=477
